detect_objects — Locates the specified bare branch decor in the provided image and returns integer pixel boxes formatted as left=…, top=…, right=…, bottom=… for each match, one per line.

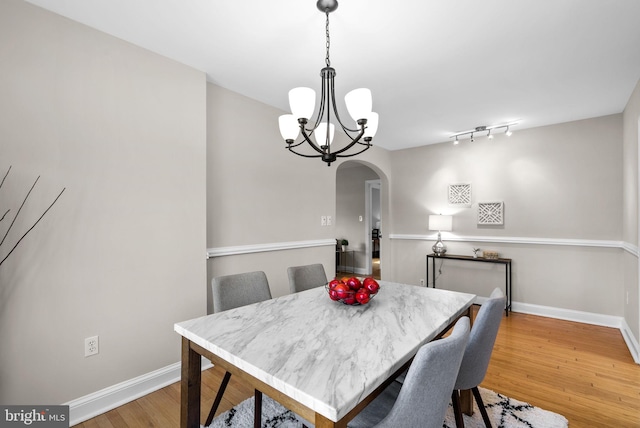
left=0, top=166, right=66, bottom=267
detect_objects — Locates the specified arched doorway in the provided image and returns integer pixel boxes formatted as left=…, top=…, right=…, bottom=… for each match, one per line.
left=335, top=161, right=383, bottom=279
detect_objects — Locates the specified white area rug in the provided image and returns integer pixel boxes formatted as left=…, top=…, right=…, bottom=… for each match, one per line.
left=205, top=387, right=568, bottom=428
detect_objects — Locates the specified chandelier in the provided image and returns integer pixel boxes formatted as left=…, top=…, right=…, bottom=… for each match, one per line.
left=278, top=0, right=379, bottom=166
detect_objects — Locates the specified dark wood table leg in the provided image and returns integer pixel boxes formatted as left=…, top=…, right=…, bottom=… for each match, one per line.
left=181, top=337, right=202, bottom=428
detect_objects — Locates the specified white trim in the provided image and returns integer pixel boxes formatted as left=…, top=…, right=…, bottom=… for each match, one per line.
left=65, top=359, right=213, bottom=426
left=623, top=241, right=639, bottom=257
left=390, top=233, right=625, bottom=249
left=206, top=239, right=336, bottom=259
left=621, top=318, right=640, bottom=364
left=65, top=301, right=639, bottom=425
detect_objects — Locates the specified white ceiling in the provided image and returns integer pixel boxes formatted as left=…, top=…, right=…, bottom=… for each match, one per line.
left=24, top=0, right=640, bottom=150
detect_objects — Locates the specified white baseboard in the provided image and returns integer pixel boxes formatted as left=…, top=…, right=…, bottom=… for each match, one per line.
left=66, top=302, right=639, bottom=426
left=65, top=358, right=213, bottom=426
left=621, top=318, right=640, bottom=364
left=476, top=296, right=638, bottom=363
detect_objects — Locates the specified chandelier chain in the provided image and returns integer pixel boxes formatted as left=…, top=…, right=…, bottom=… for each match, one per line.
left=325, top=11, right=331, bottom=67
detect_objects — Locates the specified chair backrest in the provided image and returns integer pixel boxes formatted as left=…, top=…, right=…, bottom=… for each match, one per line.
left=454, top=287, right=506, bottom=390
left=374, top=317, right=471, bottom=428
left=211, top=271, right=272, bottom=313
left=287, top=264, right=327, bottom=293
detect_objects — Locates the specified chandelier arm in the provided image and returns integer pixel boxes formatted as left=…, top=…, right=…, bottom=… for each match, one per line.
left=286, top=140, right=308, bottom=149
left=329, top=77, right=360, bottom=134
left=287, top=146, right=323, bottom=158
left=334, top=142, right=372, bottom=158
left=330, top=129, right=367, bottom=156
left=299, top=127, right=327, bottom=155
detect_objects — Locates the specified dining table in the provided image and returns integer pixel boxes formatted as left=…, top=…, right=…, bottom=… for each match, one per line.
left=174, top=280, right=476, bottom=428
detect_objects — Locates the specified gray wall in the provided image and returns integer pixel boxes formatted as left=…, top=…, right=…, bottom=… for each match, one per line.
left=387, top=115, right=626, bottom=315
left=0, top=0, right=207, bottom=404
left=623, top=78, right=640, bottom=341
left=205, top=83, right=392, bottom=308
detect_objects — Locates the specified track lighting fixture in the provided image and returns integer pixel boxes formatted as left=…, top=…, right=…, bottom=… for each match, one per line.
left=450, top=121, right=518, bottom=144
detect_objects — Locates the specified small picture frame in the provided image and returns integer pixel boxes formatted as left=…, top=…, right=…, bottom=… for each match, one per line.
left=478, top=202, right=504, bottom=225
left=448, top=183, right=471, bottom=206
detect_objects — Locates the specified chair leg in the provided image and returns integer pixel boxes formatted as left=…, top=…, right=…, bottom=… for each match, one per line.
left=205, top=371, right=232, bottom=427
left=472, top=387, right=492, bottom=428
left=451, top=390, right=465, bottom=428
left=254, top=390, right=262, bottom=428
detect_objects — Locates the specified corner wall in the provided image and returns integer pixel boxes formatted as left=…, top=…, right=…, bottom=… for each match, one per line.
left=0, top=0, right=207, bottom=404
left=623, top=77, right=640, bottom=345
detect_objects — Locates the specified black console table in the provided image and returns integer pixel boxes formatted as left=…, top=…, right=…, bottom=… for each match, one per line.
left=426, top=253, right=512, bottom=316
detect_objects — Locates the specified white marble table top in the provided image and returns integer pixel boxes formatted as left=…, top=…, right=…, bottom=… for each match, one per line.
left=174, top=281, right=475, bottom=422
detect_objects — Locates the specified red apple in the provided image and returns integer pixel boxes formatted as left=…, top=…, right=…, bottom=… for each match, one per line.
left=328, top=279, right=341, bottom=290
left=363, top=278, right=380, bottom=294
left=346, top=277, right=362, bottom=291
left=342, top=290, right=357, bottom=305
left=328, top=289, right=341, bottom=301
left=355, top=288, right=371, bottom=304
left=333, top=283, right=351, bottom=300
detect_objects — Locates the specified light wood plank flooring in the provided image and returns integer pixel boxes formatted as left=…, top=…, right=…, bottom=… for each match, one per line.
left=76, top=307, right=640, bottom=427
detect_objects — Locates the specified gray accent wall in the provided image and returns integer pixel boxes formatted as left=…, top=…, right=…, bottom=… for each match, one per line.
left=0, top=0, right=207, bottom=404
left=387, top=115, right=626, bottom=315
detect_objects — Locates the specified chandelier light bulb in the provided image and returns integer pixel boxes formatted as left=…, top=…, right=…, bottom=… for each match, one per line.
left=363, top=112, right=379, bottom=138
left=345, top=88, right=372, bottom=122
left=289, top=87, right=316, bottom=120
left=315, top=122, right=336, bottom=146
left=278, top=114, right=300, bottom=141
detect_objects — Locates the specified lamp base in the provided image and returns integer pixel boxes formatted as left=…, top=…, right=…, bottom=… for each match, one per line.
left=432, top=232, right=447, bottom=256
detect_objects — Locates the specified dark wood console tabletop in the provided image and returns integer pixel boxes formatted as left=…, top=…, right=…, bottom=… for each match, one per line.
left=426, top=253, right=512, bottom=316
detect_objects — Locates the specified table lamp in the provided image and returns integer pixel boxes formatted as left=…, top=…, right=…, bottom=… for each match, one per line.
left=429, top=214, right=453, bottom=256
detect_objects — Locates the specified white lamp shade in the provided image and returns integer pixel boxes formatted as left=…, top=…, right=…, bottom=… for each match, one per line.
left=315, top=122, right=335, bottom=146
left=429, top=215, right=453, bottom=232
left=344, top=88, right=372, bottom=122
left=278, top=114, right=300, bottom=141
left=363, top=112, right=379, bottom=138
left=289, top=87, right=316, bottom=120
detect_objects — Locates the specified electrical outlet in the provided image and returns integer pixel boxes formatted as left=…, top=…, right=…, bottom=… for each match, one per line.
left=327, top=215, right=332, bottom=226
left=85, top=336, right=99, bottom=357
left=321, top=216, right=327, bottom=226
left=420, top=279, right=425, bottom=286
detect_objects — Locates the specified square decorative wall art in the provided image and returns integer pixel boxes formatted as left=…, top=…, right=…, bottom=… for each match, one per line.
left=448, top=183, right=471, bottom=206
left=478, top=202, right=504, bottom=225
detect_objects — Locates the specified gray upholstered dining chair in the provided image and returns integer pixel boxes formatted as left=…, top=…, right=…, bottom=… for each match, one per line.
left=287, top=263, right=327, bottom=293
left=451, top=287, right=506, bottom=428
left=345, top=316, right=471, bottom=428
left=206, top=271, right=272, bottom=427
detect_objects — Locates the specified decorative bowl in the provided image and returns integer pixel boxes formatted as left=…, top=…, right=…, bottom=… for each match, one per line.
left=325, top=276, right=380, bottom=306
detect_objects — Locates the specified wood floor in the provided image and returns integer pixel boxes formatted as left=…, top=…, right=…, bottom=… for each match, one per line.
left=76, top=307, right=640, bottom=428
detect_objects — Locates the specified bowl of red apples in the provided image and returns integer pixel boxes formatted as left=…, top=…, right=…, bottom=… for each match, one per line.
left=326, top=276, right=380, bottom=305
